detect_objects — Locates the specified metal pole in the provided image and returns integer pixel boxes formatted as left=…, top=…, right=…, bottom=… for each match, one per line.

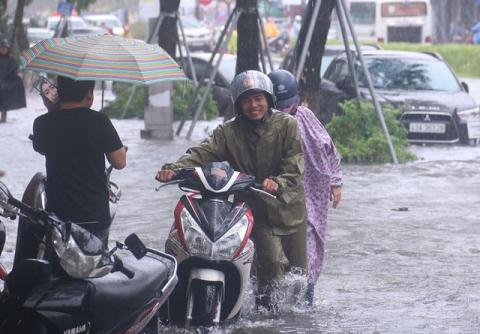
left=257, top=23, right=268, bottom=74
left=101, top=81, right=105, bottom=111
left=335, top=3, right=360, bottom=99
left=177, top=16, right=198, bottom=86
left=147, top=15, right=165, bottom=45
left=257, top=13, right=274, bottom=71
left=185, top=12, right=240, bottom=139
left=120, top=85, right=137, bottom=119
left=338, top=0, right=398, bottom=164
left=295, top=0, right=323, bottom=82
left=176, top=8, right=239, bottom=135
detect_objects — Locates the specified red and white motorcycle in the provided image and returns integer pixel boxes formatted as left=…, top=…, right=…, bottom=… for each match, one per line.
left=157, top=161, right=275, bottom=327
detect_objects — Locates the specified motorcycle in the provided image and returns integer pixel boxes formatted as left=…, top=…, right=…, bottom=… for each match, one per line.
left=13, top=160, right=122, bottom=266
left=156, top=161, right=275, bottom=327
left=0, top=219, right=6, bottom=280
left=0, top=180, right=178, bottom=334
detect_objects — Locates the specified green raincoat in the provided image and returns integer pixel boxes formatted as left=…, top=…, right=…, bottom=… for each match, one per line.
left=163, top=110, right=307, bottom=235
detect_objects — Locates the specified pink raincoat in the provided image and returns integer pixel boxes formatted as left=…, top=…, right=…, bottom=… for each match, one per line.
left=294, top=106, right=342, bottom=284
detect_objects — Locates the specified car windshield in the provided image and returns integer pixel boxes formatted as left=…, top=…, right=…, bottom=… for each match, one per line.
left=321, top=55, right=336, bottom=77
left=357, top=58, right=461, bottom=92
left=182, top=17, right=202, bottom=29
left=88, top=17, right=122, bottom=28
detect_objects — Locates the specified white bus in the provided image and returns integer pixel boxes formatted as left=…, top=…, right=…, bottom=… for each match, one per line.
left=347, top=0, right=433, bottom=43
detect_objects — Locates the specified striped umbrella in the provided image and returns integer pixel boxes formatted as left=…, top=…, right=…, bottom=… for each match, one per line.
left=19, top=34, right=186, bottom=85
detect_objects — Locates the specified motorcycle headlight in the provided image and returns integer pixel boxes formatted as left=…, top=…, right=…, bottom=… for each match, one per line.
left=51, top=223, right=113, bottom=279
left=181, top=209, right=212, bottom=257
left=213, top=215, right=249, bottom=260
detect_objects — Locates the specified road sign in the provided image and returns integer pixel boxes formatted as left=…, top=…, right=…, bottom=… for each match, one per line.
left=57, top=2, right=74, bottom=17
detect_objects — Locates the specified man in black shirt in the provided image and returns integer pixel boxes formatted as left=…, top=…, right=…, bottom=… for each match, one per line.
left=33, top=76, right=126, bottom=243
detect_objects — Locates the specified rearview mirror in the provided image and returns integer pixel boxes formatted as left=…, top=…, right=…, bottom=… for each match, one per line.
left=461, top=81, right=469, bottom=93
left=125, top=233, right=147, bottom=259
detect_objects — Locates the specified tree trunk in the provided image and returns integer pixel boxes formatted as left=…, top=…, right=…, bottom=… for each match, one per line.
left=235, top=0, right=260, bottom=75
left=432, top=0, right=449, bottom=43
left=0, top=1, right=7, bottom=40
left=296, top=0, right=336, bottom=123
left=9, top=0, right=28, bottom=59
left=157, top=0, right=180, bottom=58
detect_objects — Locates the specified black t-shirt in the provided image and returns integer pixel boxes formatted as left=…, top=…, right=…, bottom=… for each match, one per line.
left=32, top=107, right=123, bottom=232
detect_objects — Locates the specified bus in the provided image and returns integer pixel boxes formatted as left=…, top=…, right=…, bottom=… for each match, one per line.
left=347, top=0, right=433, bottom=43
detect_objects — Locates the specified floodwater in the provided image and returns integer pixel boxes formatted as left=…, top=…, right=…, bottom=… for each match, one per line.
left=1, top=79, right=480, bottom=333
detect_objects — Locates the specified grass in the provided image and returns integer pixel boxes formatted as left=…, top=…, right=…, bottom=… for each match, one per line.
left=380, top=43, right=480, bottom=78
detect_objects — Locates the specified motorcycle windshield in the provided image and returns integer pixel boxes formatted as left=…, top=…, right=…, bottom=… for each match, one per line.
left=200, top=162, right=235, bottom=191
left=191, top=198, right=246, bottom=241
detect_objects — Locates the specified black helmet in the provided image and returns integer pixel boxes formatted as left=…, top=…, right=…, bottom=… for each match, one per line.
left=268, top=69, right=299, bottom=109
left=230, top=70, right=275, bottom=113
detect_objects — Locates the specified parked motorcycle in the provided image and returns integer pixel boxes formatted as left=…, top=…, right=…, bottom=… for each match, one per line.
left=0, top=180, right=178, bottom=334
left=13, top=160, right=122, bottom=266
left=0, top=219, right=6, bottom=280
left=156, top=161, right=275, bottom=327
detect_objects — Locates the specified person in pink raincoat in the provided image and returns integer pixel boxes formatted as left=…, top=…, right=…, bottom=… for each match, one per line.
left=268, top=69, right=342, bottom=305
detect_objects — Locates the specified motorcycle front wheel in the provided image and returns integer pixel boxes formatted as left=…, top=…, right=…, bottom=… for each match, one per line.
left=186, top=280, right=223, bottom=327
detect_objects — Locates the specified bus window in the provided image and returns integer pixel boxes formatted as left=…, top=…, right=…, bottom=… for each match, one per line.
left=350, top=2, right=376, bottom=24
left=381, top=2, right=427, bottom=17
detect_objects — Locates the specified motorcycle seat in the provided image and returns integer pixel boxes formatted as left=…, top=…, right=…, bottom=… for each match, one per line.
left=86, top=252, right=174, bottom=319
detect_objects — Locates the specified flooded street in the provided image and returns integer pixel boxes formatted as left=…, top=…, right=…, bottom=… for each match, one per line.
left=1, top=79, right=480, bottom=333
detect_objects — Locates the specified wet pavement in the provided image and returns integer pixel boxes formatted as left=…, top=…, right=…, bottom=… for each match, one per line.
left=1, top=80, right=480, bottom=333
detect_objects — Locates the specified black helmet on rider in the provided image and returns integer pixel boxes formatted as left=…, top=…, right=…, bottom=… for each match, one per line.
left=267, top=69, right=299, bottom=110
left=230, top=70, right=276, bottom=114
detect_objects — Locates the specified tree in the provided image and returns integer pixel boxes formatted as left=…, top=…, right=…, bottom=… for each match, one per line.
left=74, top=0, right=97, bottom=13
left=295, top=0, right=336, bottom=124
left=9, top=0, right=30, bottom=59
left=0, top=0, right=7, bottom=40
left=157, top=0, right=180, bottom=58
left=235, top=0, right=260, bottom=75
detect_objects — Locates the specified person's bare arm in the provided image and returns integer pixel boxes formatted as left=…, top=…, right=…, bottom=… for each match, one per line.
left=106, top=146, right=127, bottom=169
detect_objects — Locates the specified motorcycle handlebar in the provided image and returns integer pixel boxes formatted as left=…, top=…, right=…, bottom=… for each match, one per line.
left=248, top=185, right=277, bottom=199
left=8, top=196, right=38, bottom=218
left=112, top=255, right=135, bottom=279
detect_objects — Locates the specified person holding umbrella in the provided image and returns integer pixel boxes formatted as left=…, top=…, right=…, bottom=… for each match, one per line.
left=32, top=76, right=126, bottom=244
left=20, top=34, right=186, bottom=243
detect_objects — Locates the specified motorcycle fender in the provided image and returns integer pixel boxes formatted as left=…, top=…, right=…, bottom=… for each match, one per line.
left=187, top=269, right=225, bottom=301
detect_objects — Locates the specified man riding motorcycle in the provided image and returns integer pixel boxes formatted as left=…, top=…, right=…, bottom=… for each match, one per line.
left=156, top=70, right=307, bottom=310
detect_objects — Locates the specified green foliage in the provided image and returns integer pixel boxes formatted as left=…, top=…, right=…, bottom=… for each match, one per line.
left=103, top=83, right=145, bottom=119
left=73, top=0, right=97, bottom=13
left=382, top=43, right=480, bottom=78
left=103, top=82, right=219, bottom=120
left=172, top=82, right=219, bottom=120
left=326, top=100, right=416, bottom=164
